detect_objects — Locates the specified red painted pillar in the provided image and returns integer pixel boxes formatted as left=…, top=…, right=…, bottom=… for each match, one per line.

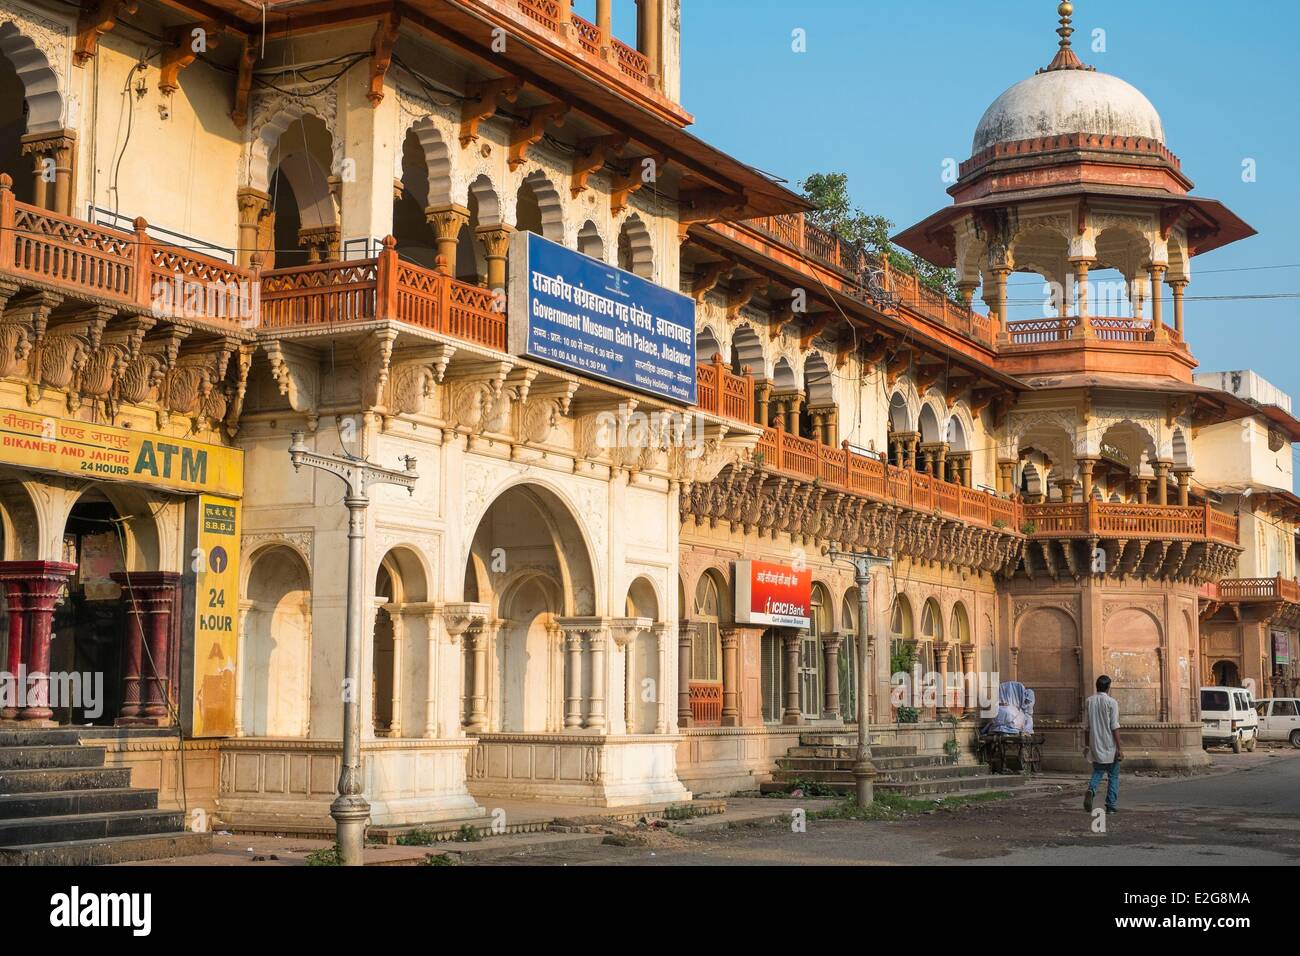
left=16, top=562, right=76, bottom=723
left=112, top=572, right=181, bottom=725
left=0, top=574, right=27, bottom=720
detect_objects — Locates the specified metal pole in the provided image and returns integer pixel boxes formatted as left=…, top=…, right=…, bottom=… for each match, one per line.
left=332, top=495, right=369, bottom=866
left=853, top=560, right=874, bottom=806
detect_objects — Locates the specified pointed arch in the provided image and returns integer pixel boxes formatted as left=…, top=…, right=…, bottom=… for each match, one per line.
left=617, top=213, right=654, bottom=279
left=0, top=20, right=64, bottom=134
left=516, top=170, right=565, bottom=242
left=577, top=219, right=605, bottom=260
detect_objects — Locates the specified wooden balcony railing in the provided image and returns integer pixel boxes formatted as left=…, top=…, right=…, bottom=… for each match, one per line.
left=688, top=681, right=722, bottom=726
left=1211, top=575, right=1300, bottom=603
left=695, top=353, right=753, bottom=423
left=744, top=212, right=989, bottom=345
left=1022, top=501, right=1239, bottom=546
left=510, top=3, right=655, bottom=90
left=0, top=179, right=253, bottom=329
left=755, top=425, right=1021, bottom=532
left=1005, top=316, right=1185, bottom=349
left=260, top=241, right=507, bottom=351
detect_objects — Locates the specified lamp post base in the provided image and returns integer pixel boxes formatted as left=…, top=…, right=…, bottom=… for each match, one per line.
left=853, top=759, right=877, bottom=807
left=330, top=794, right=371, bottom=866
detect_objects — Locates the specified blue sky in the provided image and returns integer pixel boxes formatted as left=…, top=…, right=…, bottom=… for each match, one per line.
left=599, top=0, right=1300, bottom=407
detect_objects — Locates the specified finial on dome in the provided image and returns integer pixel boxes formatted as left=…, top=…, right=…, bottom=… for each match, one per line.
left=1038, top=1, right=1095, bottom=73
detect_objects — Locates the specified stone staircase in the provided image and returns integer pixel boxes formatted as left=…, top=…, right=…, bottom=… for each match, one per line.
left=0, top=728, right=211, bottom=865
left=761, top=731, right=1048, bottom=799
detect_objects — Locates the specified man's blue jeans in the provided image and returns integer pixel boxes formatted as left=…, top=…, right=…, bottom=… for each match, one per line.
left=1088, top=760, right=1120, bottom=809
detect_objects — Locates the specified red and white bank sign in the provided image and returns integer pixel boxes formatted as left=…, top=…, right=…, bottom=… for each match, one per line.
left=734, top=560, right=812, bottom=629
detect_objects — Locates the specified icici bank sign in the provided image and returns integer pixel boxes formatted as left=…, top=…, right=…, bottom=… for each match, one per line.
left=734, top=560, right=812, bottom=629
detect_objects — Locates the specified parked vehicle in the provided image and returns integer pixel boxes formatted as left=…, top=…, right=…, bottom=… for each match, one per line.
left=1254, top=698, right=1300, bottom=748
left=1200, top=687, right=1259, bottom=752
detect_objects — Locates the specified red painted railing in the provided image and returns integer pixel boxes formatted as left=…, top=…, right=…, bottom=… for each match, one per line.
left=1022, top=501, right=1239, bottom=546
left=1005, top=315, right=1185, bottom=349
left=1212, top=575, right=1300, bottom=603
left=695, top=353, right=753, bottom=422
left=688, top=681, right=722, bottom=726
left=744, top=212, right=988, bottom=345
left=0, top=178, right=253, bottom=328
left=260, top=241, right=507, bottom=351
left=756, top=425, right=1020, bottom=533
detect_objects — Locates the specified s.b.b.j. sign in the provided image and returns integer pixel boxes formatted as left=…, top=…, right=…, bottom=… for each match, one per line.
left=508, top=230, right=696, bottom=404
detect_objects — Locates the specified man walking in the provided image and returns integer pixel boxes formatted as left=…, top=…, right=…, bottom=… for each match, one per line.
left=1083, top=675, right=1123, bottom=813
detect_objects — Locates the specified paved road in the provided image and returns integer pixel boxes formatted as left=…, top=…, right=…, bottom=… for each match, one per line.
left=470, top=750, right=1300, bottom=866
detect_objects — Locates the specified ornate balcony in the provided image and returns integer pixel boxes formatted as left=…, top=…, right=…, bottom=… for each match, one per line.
left=681, top=426, right=1024, bottom=575
left=1019, top=500, right=1240, bottom=583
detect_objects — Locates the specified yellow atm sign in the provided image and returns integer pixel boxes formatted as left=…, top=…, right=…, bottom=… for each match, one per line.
left=0, top=410, right=242, bottom=498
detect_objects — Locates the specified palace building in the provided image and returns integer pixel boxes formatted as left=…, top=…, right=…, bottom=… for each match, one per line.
left=0, top=0, right=1294, bottom=860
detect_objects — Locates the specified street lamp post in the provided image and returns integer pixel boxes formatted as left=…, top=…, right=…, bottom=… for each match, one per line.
left=288, top=430, right=418, bottom=866
left=825, top=546, right=892, bottom=806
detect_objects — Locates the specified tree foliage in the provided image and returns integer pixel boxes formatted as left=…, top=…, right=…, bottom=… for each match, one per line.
left=800, top=172, right=959, bottom=299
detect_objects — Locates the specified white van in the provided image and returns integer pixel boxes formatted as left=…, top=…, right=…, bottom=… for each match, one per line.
left=1200, top=686, right=1259, bottom=752
left=1254, top=698, right=1300, bottom=748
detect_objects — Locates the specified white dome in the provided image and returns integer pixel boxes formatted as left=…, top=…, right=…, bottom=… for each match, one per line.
left=972, top=69, right=1165, bottom=154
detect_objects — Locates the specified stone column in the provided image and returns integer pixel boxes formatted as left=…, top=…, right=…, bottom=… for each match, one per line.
left=424, top=610, right=440, bottom=738
left=1149, top=263, right=1167, bottom=333
left=564, top=628, right=585, bottom=729
left=426, top=203, right=469, bottom=276
left=934, top=640, right=952, bottom=714
left=1174, top=467, right=1193, bottom=507
left=19, top=563, right=76, bottom=723
left=1135, top=477, right=1151, bottom=505
left=782, top=630, right=802, bottom=725
left=476, top=225, right=512, bottom=291
left=755, top=381, right=773, bottom=427
left=822, top=632, right=843, bottom=720
left=1170, top=280, right=1188, bottom=339
left=1071, top=258, right=1094, bottom=329
left=997, top=459, right=1017, bottom=495
left=642, top=0, right=661, bottom=87
left=1152, top=460, right=1172, bottom=506
left=585, top=628, right=607, bottom=732
left=233, top=600, right=253, bottom=736
left=1078, top=457, right=1098, bottom=500
left=0, top=574, right=27, bottom=720
left=113, top=572, right=181, bottom=724
left=466, top=622, right=488, bottom=732
left=20, top=130, right=76, bottom=214
left=236, top=188, right=270, bottom=269
left=388, top=607, right=404, bottom=737
left=960, top=645, right=977, bottom=717
left=677, top=622, right=695, bottom=727
left=653, top=622, right=671, bottom=734
left=720, top=626, right=740, bottom=726
left=596, top=0, right=613, bottom=60
left=989, top=267, right=1011, bottom=334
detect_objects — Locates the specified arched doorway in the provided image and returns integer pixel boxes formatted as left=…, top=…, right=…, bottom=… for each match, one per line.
left=462, top=484, right=596, bottom=734
left=265, top=114, right=337, bottom=268
left=0, top=21, right=67, bottom=209
left=1212, top=659, right=1240, bottom=687
left=372, top=547, right=429, bottom=738
left=243, top=545, right=312, bottom=737
left=625, top=576, right=661, bottom=734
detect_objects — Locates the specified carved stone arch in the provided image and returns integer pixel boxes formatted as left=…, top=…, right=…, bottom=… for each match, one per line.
left=617, top=212, right=654, bottom=279
left=274, top=150, right=335, bottom=229
left=375, top=544, right=431, bottom=605
left=946, top=406, right=972, bottom=453
left=57, top=482, right=165, bottom=572
left=576, top=218, right=605, bottom=260
left=1097, top=417, right=1160, bottom=473
left=696, top=323, right=722, bottom=364
left=0, top=466, right=41, bottom=559
left=1171, top=425, right=1191, bottom=468
left=730, top=323, right=766, bottom=380
left=624, top=573, right=661, bottom=620
left=889, top=385, right=917, bottom=433
left=803, top=350, right=833, bottom=406
left=466, top=172, right=503, bottom=229
left=692, top=564, right=732, bottom=622
left=917, top=401, right=943, bottom=444
left=246, top=92, right=340, bottom=192
left=463, top=479, right=600, bottom=617
left=241, top=534, right=313, bottom=594
left=516, top=169, right=565, bottom=242
left=404, top=115, right=453, bottom=208
left=1008, top=222, right=1071, bottom=298
left=772, top=355, right=797, bottom=392
left=0, top=17, right=65, bottom=134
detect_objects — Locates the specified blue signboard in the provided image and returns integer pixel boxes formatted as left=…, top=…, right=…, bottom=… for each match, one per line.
left=508, top=230, right=696, bottom=404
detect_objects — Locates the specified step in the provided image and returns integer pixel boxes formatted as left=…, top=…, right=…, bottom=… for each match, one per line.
left=0, top=809, right=185, bottom=846
left=0, top=728, right=177, bottom=747
left=874, top=764, right=988, bottom=784
left=798, top=733, right=898, bottom=749
left=0, top=831, right=212, bottom=866
left=778, top=753, right=956, bottom=771
left=0, top=767, right=132, bottom=794
left=784, top=744, right=919, bottom=759
left=0, top=746, right=106, bottom=771
left=0, top=788, right=157, bottom=819
left=877, top=773, right=1040, bottom=797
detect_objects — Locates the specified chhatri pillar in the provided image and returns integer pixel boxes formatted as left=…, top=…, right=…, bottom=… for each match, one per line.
left=10, top=563, right=76, bottom=724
